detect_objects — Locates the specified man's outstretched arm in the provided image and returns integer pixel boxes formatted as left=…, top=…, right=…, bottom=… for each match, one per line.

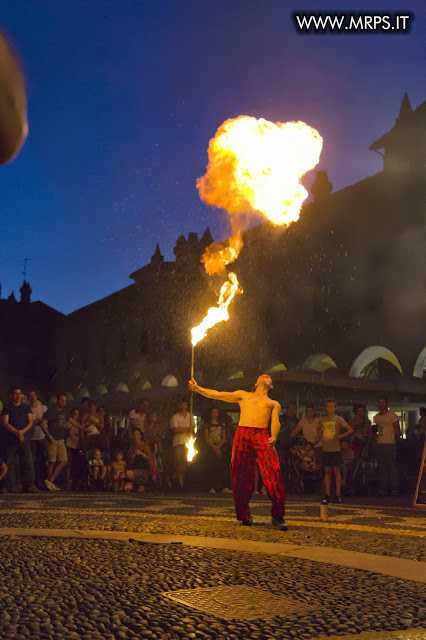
left=189, top=379, right=243, bottom=404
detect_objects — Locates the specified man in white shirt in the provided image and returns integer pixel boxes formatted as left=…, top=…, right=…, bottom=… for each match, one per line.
left=129, top=399, right=149, bottom=435
left=170, top=400, right=195, bottom=490
left=374, top=396, right=400, bottom=496
left=28, top=391, right=47, bottom=490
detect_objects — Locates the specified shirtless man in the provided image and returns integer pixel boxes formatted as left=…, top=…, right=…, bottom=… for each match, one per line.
left=189, top=374, right=287, bottom=531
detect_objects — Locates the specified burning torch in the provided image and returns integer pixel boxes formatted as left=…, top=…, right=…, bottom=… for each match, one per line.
left=186, top=115, right=323, bottom=460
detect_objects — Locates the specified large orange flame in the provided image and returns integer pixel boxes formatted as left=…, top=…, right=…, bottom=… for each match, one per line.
left=192, top=115, right=322, bottom=341
left=197, top=116, right=323, bottom=226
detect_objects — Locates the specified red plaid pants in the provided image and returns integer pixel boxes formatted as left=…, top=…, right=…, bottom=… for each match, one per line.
left=231, top=426, right=286, bottom=521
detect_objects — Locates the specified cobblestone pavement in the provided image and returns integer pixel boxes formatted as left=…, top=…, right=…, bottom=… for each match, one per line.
left=0, top=493, right=425, bottom=639
left=1, top=493, right=425, bottom=561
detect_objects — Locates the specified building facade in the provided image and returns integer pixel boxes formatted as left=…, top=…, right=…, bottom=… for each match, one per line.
left=0, top=94, right=425, bottom=410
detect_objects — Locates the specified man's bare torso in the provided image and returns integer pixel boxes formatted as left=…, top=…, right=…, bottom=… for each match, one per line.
left=238, top=391, right=277, bottom=429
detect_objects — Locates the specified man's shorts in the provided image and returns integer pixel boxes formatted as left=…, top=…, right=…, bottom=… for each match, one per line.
left=47, top=439, right=68, bottom=463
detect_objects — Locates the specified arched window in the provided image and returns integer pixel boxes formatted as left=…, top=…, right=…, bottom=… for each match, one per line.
left=303, top=353, right=337, bottom=373
left=349, top=347, right=402, bottom=378
left=228, top=371, right=244, bottom=380
left=95, top=384, right=108, bottom=394
left=413, top=347, right=426, bottom=379
left=161, top=375, right=179, bottom=387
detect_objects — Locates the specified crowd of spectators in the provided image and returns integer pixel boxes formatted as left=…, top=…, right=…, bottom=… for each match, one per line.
left=0, top=387, right=425, bottom=500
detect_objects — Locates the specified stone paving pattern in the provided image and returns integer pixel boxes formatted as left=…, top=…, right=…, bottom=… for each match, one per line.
left=1, top=493, right=425, bottom=561
left=0, top=493, right=425, bottom=639
left=0, top=537, right=425, bottom=640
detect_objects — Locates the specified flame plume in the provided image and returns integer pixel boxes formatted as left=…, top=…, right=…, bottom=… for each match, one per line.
left=192, top=115, right=323, bottom=342
left=197, top=116, right=323, bottom=227
left=191, top=272, right=242, bottom=347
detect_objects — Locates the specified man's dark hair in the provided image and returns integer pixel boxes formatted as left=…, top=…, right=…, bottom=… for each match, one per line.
left=58, top=393, right=67, bottom=399
left=378, top=395, right=388, bottom=404
left=9, top=386, right=21, bottom=395
left=80, top=397, right=89, bottom=404
left=353, top=403, right=366, bottom=413
left=326, top=397, right=336, bottom=404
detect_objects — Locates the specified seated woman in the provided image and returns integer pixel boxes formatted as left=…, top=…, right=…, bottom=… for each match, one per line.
left=125, top=429, right=153, bottom=493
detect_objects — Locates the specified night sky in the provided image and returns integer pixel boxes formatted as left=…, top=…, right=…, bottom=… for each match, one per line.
left=0, top=0, right=424, bottom=314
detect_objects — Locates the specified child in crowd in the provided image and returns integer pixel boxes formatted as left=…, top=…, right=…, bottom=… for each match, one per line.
left=300, top=442, right=321, bottom=473
left=318, top=398, right=353, bottom=504
left=88, top=448, right=106, bottom=489
left=109, top=451, right=127, bottom=492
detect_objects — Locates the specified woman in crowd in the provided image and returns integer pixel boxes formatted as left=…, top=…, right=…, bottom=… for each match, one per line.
left=348, top=404, right=372, bottom=461
left=125, top=428, right=152, bottom=493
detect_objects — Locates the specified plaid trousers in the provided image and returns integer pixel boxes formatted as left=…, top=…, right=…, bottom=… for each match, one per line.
left=231, top=426, right=286, bottom=521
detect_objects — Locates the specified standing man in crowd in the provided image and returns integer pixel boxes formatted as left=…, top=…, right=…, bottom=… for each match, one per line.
left=1, top=387, right=35, bottom=493
left=170, top=400, right=194, bottom=491
left=129, top=398, right=149, bottom=435
left=41, top=394, right=68, bottom=491
left=189, top=374, right=287, bottom=530
left=374, top=396, right=400, bottom=496
left=28, top=390, right=47, bottom=490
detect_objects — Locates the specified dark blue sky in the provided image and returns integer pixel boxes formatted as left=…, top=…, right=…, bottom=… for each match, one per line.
left=0, top=0, right=424, bottom=314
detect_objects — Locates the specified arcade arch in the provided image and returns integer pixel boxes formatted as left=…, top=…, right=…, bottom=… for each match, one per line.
left=95, top=384, right=108, bottom=394
left=161, top=375, right=179, bottom=387
left=303, top=353, right=337, bottom=373
left=349, top=346, right=402, bottom=379
left=267, top=362, right=287, bottom=373
left=228, top=371, right=244, bottom=380
left=413, top=347, right=426, bottom=378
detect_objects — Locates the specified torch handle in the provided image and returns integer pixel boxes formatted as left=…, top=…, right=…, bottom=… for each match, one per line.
left=189, top=345, right=194, bottom=434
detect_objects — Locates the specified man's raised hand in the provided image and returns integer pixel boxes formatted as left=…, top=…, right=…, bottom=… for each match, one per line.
left=188, top=378, right=199, bottom=392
